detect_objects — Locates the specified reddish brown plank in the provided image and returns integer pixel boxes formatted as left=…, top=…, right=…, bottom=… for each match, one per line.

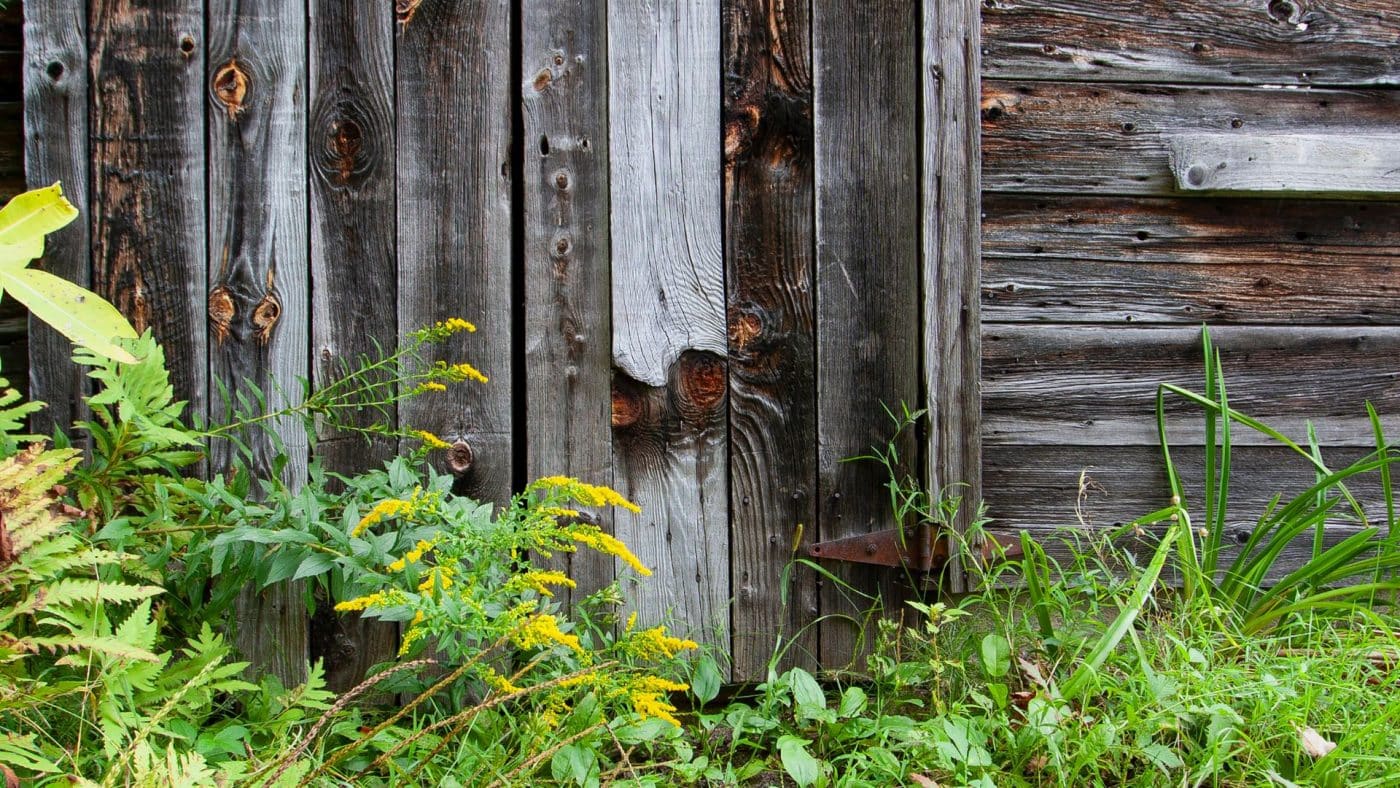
left=724, top=0, right=818, bottom=680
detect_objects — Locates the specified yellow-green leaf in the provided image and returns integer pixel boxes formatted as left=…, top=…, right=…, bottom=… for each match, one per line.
left=0, top=184, right=78, bottom=269
left=0, top=267, right=138, bottom=363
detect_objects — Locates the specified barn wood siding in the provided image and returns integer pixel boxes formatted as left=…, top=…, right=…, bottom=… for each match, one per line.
left=980, top=1, right=1400, bottom=567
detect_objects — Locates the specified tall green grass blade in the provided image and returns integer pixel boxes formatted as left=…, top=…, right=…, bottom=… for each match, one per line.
left=1020, top=531, right=1057, bottom=655
left=1307, top=421, right=1326, bottom=561
left=1370, top=402, right=1396, bottom=556
left=1206, top=350, right=1232, bottom=580
left=1203, top=327, right=1218, bottom=575
left=1061, top=524, right=1177, bottom=700
left=1155, top=385, right=1197, bottom=599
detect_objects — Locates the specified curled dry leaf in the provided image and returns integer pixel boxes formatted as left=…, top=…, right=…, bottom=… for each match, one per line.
left=909, top=774, right=940, bottom=788
left=1296, top=725, right=1337, bottom=758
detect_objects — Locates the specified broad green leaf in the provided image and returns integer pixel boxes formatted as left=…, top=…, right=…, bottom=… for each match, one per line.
left=980, top=633, right=1011, bottom=678
left=0, top=266, right=138, bottom=363
left=0, top=183, right=79, bottom=268
left=777, top=735, right=820, bottom=787
left=690, top=653, right=722, bottom=705
left=787, top=668, right=826, bottom=718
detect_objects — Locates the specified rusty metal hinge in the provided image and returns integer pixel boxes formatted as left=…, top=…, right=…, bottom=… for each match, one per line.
left=805, top=523, right=1023, bottom=572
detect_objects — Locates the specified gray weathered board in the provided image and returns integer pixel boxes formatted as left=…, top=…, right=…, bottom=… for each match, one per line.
left=978, top=0, right=1400, bottom=581
left=1168, top=133, right=1400, bottom=197
left=24, top=0, right=1400, bottom=687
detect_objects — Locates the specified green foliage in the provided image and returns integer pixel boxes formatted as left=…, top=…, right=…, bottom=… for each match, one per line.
left=0, top=184, right=138, bottom=363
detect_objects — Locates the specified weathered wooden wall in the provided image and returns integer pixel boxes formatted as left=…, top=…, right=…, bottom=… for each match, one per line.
left=980, top=0, right=1400, bottom=547
left=19, top=0, right=1400, bottom=688
left=22, top=0, right=982, bottom=685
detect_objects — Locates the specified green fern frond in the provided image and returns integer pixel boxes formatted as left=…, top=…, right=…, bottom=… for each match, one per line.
left=32, top=578, right=163, bottom=610
left=29, top=634, right=161, bottom=663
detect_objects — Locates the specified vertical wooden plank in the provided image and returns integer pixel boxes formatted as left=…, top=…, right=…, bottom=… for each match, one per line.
left=813, top=0, right=920, bottom=667
left=89, top=0, right=206, bottom=413
left=723, top=0, right=818, bottom=680
left=522, top=0, right=614, bottom=602
left=397, top=0, right=513, bottom=505
left=207, top=0, right=309, bottom=684
left=608, top=0, right=729, bottom=655
left=922, top=0, right=981, bottom=591
left=24, top=0, right=88, bottom=436
left=306, top=0, right=400, bottom=691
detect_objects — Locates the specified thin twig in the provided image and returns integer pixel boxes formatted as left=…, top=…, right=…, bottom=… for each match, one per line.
left=258, top=658, right=435, bottom=787
left=489, top=721, right=608, bottom=788
left=361, top=661, right=618, bottom=777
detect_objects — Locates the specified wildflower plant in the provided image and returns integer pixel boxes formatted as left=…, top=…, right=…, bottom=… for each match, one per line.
left=332, top=471, right=700, bottom=742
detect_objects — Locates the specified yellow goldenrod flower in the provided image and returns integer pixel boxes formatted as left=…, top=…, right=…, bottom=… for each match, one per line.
left=483, top=667, right=521, bottom=694
left=625, top=612, right=638, bottom=632
left=539, top=506, right=581, bottom=520
left=568, top=525, right=651, bottom=576
left=515, top=613, right=582, bottom=653
left=418, top=565, right=455, bottom=594
left=628, top=625, right=699, bottom=660
left=529, top=476, right=642, bottom=514
left=398, top=623, right=428, bottom=656
left=335, top=591, right=390, bottom=612
left=408, top=382, right=449, bottom=396
left=506, top=570, right=577, bottom=598
left=559, top=671, right=599, bottom=689
left=413, top=430, right=452, bottom=450
left=352, top=498, right=414, bottom=537
left=409, top=317, right=478, bottom=344
left=630, top=688, right=683, bottom=727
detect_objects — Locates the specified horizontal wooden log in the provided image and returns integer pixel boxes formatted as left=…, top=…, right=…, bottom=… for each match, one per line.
left=984, top=444, right=1393, bottom=535
left=983, top=0, right=1400, bottom=87
left=1169, top=133, right=1400, bottom=197
left=982, top=81, right=1400, bottom=196
left=982, top=325, right=1400, bottom=446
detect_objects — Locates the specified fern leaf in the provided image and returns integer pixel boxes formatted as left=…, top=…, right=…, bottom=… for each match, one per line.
left=32, top=634, right=161, bottom=663
left=34, top=578, right=163, bottom=609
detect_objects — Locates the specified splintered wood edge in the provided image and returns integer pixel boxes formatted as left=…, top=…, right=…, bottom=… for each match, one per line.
left=1168, top=133, right=1400, bottom=198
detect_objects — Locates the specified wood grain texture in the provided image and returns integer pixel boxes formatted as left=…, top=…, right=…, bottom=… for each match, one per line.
left=985, top=444, right=1392, bottom=539
left=1168, top=133, right=1400, bottom=197
left=813, top=0, right=920, bottom=667
left=608, top=0, right=729, bottom=653
left=983, top=194, right=1400, bottom=267
left=306, top=0, right=399, bottom=693
left=982, top=0, right=1400, bottom=87
left=982, top=81, right=1400, bottom=196
left=724, top=0, right=818, bottom=680
left=89, top=0, right=207, bottom=412
left=923, top=0, right=982, bottom=592
left=207, top=0, right=309, bottom=685
left=522, top=0, right=614, bottom=606
left=396, top=0, right=513, bottom=504
left=23, top=0, right=89, bottom=436
left=982, top=325, right=1400, bottom=448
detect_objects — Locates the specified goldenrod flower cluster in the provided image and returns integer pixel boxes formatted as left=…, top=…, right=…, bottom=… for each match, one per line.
left=567, top=525, right=651, bottom=577
left=387, top=538, right=438, bottom=572
left=483, top=666, right=521, bottom=694
left=505, top=570, right=577, bottom=598
left=626, top=676, right=691, bottom=727
left=626, top=625, right=699, bottom=661
left=335, top=590, right=397, bottom=612
left=407, top=382, right=448, bottom=395
left=409, top=317, right=478, bottom=343
left=417, top=565, right=454, bottom=595
left=413, top=430, right=452, bottom=450
left=352, top=487, right=438, bottom=537
left=531, top=476, right=642, bottom=514
left=514, top=613, right=582, bottom=653
left=432, top=360, right=489, bottom=385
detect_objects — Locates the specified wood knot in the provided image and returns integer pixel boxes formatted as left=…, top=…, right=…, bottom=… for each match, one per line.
left=723, top=105, right=761, bottom=163
left=208, top=286, right=235, bottom=345
left=330, top=119, right=363, bottom=183
left=446, top=440, right=474, bottom=474
left=179, top=35, right=196, bottom=57
left=533, top=68, right=553, bottom=91
left=676, top=352, right=727, bottom=414
left=252, top=293, right=281, bottom=345
left=611, top=386, right=642, bottom=428
left=213, top=60, right=249, bottom=119
left=395, top=0, right=423, bottom=26
left=727, top=310, right=763, bottom=351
